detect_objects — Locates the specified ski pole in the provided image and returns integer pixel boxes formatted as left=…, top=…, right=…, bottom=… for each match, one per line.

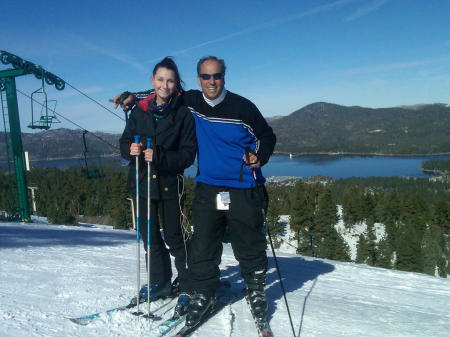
left=134, top=135, right=142, bottom=315
left=245, top=147, right=296, bottom=337
left=146, top=137, right=153, bottom=318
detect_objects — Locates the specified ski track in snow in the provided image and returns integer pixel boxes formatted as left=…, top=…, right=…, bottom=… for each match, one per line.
left=1, top=220, right=449, bottom=337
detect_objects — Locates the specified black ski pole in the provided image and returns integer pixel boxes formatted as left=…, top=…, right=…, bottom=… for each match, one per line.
left=245, top=147, right=296, bottom=337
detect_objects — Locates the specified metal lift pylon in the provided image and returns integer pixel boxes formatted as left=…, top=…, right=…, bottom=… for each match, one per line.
left=0, top=51, right=65, bottom=222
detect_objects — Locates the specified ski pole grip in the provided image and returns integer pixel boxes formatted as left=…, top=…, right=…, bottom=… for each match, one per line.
left=134, top=135, right=140, bottom=144
left=147, top=137, right=152, bottom=149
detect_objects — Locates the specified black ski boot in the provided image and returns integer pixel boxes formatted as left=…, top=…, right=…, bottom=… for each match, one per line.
left=245, top=269, right=269, bottom=327
left=172, top=292, right=191, bottom=319
left=185, top=291, right=215, bottom=327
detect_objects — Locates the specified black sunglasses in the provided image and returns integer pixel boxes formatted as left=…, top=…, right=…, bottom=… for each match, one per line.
left=199, top=73, right=224, bottom=80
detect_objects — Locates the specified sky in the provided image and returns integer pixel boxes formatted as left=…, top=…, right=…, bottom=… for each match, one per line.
left=1, top=218, right=449, bottom=337
left=1, top=0, right=449, bottom=134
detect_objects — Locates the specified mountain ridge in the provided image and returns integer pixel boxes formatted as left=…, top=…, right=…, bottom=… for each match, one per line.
left=0, top=102, right=449, bottom=161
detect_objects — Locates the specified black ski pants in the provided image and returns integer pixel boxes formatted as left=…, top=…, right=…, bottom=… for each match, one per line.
left=188, top=183, right=268, bottom=296
left=137, top=196, right=190, bottom=292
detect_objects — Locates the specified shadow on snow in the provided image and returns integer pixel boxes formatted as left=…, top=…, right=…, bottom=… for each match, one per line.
left=220, top=252, right=334, bottom=329
left=0, top=223, right=135, bottom=249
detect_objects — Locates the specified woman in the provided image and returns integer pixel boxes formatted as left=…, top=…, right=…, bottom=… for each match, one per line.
left=119, top=57, right=196, bottom=318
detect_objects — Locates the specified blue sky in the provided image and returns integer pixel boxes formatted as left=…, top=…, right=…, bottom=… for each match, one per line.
left=1, top=0, right=449, bottom=134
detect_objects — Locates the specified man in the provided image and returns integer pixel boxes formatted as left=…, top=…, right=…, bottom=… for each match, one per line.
left=114, top=56, right=276, bottom=332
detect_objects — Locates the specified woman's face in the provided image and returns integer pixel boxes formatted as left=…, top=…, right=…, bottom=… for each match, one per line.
left=151, top=67, right=176, bottom=104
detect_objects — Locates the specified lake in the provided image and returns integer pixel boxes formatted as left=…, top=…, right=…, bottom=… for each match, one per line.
left=187, top=154, right=450, bottom=179
left=2, top=154, right=449, bottom=179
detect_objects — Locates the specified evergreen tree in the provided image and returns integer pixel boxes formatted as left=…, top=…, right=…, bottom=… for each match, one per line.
left=396, top=223, right=422, bottom=272
left=375, top=235, right=393, bottom=269
left=266, top=189, right=283, bottom=248
left=421, top=224, right=441, bottom=276
left=341, top=187, right=361, bottom=226
left=433, top=199, right=450, bottom=234
left=362, top=192, right=376, bottom=224
left=382, top=190, right=401, bottom=246
left=314, top=188, right=350, bottom=261
left=105, top=170, right=130, bottom=229
left=365, top=221, right=378, bottom=266
left=356, top=233, right=369, bottom=264
left=289, top=181, right=314, bottom=254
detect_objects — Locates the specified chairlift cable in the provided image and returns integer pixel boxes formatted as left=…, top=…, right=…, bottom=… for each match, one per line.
left=16, top=88, right=119, bottom=151
left=63, top=80, right=125, bottom=121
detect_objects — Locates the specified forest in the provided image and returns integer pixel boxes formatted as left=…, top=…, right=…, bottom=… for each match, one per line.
left=0, top=166, right=449, bottom=278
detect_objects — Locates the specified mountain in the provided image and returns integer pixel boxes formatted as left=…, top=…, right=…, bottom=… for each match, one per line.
left=269, top=102, right=450, bottom=155
left=0, top=128, right=120, bottom=162
left=1, top=102, right=449, bottom=162
left=1, top=220, right=449, bottom=337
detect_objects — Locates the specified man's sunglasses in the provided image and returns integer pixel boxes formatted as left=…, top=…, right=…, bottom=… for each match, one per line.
left=199, top=73, right=224, bottom=80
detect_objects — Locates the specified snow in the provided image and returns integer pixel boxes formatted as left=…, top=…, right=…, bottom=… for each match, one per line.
left=1, top=220, right=449, bottom=337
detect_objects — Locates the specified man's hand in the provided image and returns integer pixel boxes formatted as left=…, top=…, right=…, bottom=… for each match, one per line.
left=243, top=152, right=260, bottom=168
left=109, top=92, right=135, bottom=112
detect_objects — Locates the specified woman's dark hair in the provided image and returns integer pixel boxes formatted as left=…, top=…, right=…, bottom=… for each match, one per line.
left=153, top=57, right=184, bottom=92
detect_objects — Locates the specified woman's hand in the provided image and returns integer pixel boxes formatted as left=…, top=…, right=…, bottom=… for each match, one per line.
left=143, top=148, right=153, bottom=162
left=130, top=142, right=142, bottom=156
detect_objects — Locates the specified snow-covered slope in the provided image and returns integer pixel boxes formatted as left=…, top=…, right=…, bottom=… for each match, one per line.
left=1, top=221, right=449, bottom=337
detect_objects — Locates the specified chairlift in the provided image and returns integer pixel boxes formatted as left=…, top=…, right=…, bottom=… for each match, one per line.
left=28, top=70, right=60, bottom=130
left=82, top=130, right=105, bottom=179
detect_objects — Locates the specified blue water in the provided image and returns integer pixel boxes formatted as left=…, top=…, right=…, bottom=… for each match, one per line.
left=186, top=154, right=450, bottom=179
left=4, top=154, right=449, bottom=179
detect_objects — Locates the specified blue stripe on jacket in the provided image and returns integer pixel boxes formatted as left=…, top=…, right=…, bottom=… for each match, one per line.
left=190, top=108, right=265, bottom=188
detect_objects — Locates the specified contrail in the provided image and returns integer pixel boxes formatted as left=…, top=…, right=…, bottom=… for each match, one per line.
left=344, top=0, right=390, bottom=22
left=144, top=0, right=358, bottom=64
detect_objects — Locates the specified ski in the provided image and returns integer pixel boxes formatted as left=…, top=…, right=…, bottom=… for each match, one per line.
left=171, top=283, right=238, bottom=337
left=245, top=293, right=274, bottom=337
left=156, top=281, right=234, bottom=337
left=68, top=295, right=176, bottom=325
left=157, top=314, right=186, bottom=336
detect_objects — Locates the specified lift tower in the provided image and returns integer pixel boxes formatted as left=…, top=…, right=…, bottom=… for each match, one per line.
left=0, top=51, right=65, bottom=221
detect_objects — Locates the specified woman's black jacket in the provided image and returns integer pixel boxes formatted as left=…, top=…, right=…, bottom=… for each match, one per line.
left=119, top=95, right=196, bottom=200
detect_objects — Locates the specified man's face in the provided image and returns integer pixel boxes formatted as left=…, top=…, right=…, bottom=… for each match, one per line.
left=197, top=59, right=225, bottom=100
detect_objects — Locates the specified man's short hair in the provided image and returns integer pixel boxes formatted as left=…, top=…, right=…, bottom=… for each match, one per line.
left=197, top=56, right=226, bottom=76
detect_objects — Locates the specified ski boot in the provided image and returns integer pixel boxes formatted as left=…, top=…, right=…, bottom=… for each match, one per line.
left=185, top=291, right=215, bottom=327
left=245, top=269, right=269, bottom=329
left=172, top=292, right=191, bottom=319
left=129, top=282, right=172, bottom=306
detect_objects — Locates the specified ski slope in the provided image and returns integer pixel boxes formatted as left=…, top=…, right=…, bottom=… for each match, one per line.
left=1, top=220, right=449, bottom=337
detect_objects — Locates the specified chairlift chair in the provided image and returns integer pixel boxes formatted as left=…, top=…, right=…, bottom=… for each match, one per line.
left=28, top=73, right=60, bottom=130
left=82, top=130, right=105, bottom=179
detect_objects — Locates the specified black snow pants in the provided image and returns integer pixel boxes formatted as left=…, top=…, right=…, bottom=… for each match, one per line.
left=137, top=196, right=190, bottom=292
left=188, top=183, right=268, bottom=296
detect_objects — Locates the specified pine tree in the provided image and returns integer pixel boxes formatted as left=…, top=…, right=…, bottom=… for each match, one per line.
left=396, top=223, right=422, bottom=272
left=342, top=187, right=361, bottom=226
left=433, top=199, right=450, bottom=234
left=375, top=235, right=393, bottom=269
left=290, top=181, right=314, bottom=254
left=266, top=189, right=283, bottom=248
left=356, top=233, right=369, bottom=263
left=105, top=170, right=130, bottom=229
left=366, top=221, right=378, bottom=266
left=382, top=190, right=401, bottom=245
left=362, top=192, right=376, bottom=224
left=313, top=188, right=350, bottom=261
left=421, top=225, right=441, bottom=276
